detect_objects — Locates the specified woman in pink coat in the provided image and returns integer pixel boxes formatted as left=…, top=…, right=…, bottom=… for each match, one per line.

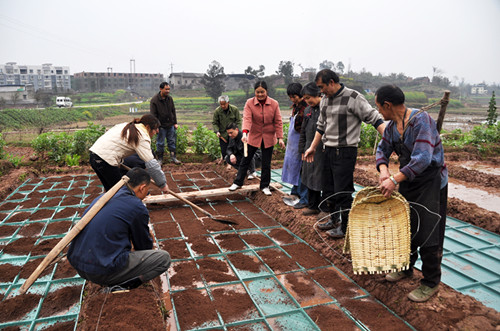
left=229, top=81, right=285, bottom=195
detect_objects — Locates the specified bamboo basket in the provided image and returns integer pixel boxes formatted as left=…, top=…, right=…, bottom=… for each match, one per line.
left=343, top=187, right=411, bottom=275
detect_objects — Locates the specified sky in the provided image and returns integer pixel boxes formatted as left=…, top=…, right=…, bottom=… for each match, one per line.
left=1, top=0, right=499, bottom=85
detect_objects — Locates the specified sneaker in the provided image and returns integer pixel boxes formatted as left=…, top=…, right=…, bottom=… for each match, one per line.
left=247, top=172, right=258, bottom=180
left=229, top=184, right=241, bottom=191
left=326, top=227, right=344, bottom=239
left=261, top=187, right=272, bottom=196
left=303, top=208, right=320, bottom=216
left=385, top=271, right=411, bottom=283
left=293, top=202, right=308, bottom=209
left=408, top=284, right=439, bottom=302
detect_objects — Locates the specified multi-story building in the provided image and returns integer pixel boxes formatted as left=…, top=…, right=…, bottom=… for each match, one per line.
left=0, top=62, right=71, bottom=91
left=73, top=72, right=164, bottom=94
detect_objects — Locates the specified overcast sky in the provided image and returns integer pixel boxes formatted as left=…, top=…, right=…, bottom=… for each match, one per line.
left=1, top=0, right=499, bottom=85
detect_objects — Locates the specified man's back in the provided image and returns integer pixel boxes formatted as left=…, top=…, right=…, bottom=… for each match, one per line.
left=67, top=186, right=151, bottom=275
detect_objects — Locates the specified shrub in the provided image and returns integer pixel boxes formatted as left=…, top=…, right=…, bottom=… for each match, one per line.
left=176, top=125, right=189, bottom=155
left=192, top=123, right=220, bottom=159
left=359, top=122, right=379, bottom=148
left=31, top=123, right=106, bottom=164
left=0, top=133, right=6, bottom=159
left=282, top=122, right=290, bottom=146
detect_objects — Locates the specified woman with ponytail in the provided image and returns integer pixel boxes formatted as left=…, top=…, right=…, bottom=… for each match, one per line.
left=89, top=114, right=168, bottom=192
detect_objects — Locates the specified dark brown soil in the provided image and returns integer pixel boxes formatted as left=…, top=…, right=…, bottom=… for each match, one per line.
left=60, top=196, right=82, bottom=206
left=39, top=321, right=77, bottom=331
left=214, top=233, right=247, bottom=251
left=39, top=285, right=82, bottom=317
left=226, top=252, right=263, bottom=274
left=283, top=243, right=330, bottom=269
left=169, top=261, right=203, bottom=289
left=171, top=289, right=219, bottom=330
left=267, top=228, right=299, bottom=244
left=76, top=282, right=166, bottom=331
left=197, top=257, right=238, bottom=283
left=19, top=258, right=52, bottom=279
left=212, top=286, right=259, bottom=323
left=257, top=248, right=299, bottom=273
left=342, top=297, right=412, bottom=330
left=19, top=198, right=41, bottom=209
left=153, top=221, right=181, bottom=239
left=0, top=224, right=17, bottom=237
left=0, top=293, right=42, bottom=323
left=4, top=211, right=31, bottom=223
left=31, top=238, right=60, bottom=256
left=39, top=198, right=61, bottom=208
left=30, top=209, right=55, bottom=221
left=158, top=239, right=190, bottom=260
left=44, top=221, right=72, bottom=236
left=189, top=236, right=219, bottom=256
left=240, top=232, right=274, bottom=247
left=18, top=222, right=45, bottom=237
left=53, top=258, right=77, bottom=279
left=2, top=237, right=37, bottom=255
left=52, top=207, right=79, bottom=220
left=305, top=304, right=359, bottom=330
left=0, top=263, right=22, bottom=282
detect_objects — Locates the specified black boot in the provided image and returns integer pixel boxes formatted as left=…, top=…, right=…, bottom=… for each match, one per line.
left=170, top=151, right=181, bottom=165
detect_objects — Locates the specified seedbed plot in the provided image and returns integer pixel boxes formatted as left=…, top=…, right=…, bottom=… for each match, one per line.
left=0, top=169, right=416, bottom=330
left=148, top=170, right=413, bottom=330
left=0, top=175, right=98, bottom=330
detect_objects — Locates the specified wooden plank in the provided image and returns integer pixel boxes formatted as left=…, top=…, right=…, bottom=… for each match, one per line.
left=144, top=182, right=283, bottom=204
left=144, top=184, right=261, bottom=204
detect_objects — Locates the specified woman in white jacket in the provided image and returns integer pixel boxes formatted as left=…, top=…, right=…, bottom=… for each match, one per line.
left=89, top=114, right=168, bottom=192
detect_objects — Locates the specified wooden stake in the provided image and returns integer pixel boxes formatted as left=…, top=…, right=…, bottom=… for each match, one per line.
left=436, top=91, right=451, bottom=133
left=19, top=176, right=130, bottom=295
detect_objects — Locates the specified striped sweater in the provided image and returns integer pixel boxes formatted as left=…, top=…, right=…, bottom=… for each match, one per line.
left=316, top=84, right=384, bottom=147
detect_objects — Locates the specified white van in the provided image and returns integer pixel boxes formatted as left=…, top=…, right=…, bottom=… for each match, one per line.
left=56, top=96, right=73, bottom=108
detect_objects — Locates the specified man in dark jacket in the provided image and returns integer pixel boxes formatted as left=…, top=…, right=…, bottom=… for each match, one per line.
left=150, top=82, right=180, bottom=164
left=225, top=122, right=257, bottom=179
left=212, top=95, right=241, bottom=163
left=67, top=168, right=171, bottom=291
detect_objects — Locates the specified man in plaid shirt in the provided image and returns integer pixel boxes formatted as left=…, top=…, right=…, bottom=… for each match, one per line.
left=304, top=69, right=385, bottom=238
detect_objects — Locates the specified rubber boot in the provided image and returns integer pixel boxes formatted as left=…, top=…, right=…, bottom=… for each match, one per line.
left=170, top=151, right=181, bottom=165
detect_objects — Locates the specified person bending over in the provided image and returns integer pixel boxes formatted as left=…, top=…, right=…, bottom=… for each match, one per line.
left=68, top=168, right=171, bottom=291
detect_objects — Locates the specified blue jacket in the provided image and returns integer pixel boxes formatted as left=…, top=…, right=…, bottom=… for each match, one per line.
left=67, top=186, right=152, bottom=275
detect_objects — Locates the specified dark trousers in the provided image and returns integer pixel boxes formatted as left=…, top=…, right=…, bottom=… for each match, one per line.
left=322, top=146, right=357, bottom=232
left=225, top=154, right=255, bottom=173
left=234, top=142, right=273, bottom=189
left=119, top=154, right=146, bottom=176
left=307, top=189, right=322, bottom=211
left=405, top=185, right=448, bottom=288
left=90, top=152, right=121, bottom=191
left=219, top=138, right=229, bottom=159
left=157, top=126, right=176, bottom=153
left=77, top=250, right=171, bottom=287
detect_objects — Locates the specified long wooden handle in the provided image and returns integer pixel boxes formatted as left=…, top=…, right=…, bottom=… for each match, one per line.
left=19, top=176, right=130, bottom=295
left=166, top=188, right=211, bottom=218
left=244, top=142, right=248, bottom=157
left=436, top=91, right=451, bottom=133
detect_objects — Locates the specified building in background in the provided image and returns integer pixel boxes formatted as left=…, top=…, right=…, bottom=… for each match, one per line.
left=0, top=62, right=71, bottom=92
left=168, top=72, right=204, bottom=89
left=168, top=72, right=255, bottom=91
left=72, top=71, right=164, bottom=94
left=0, top=84, right=36, bottom=107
